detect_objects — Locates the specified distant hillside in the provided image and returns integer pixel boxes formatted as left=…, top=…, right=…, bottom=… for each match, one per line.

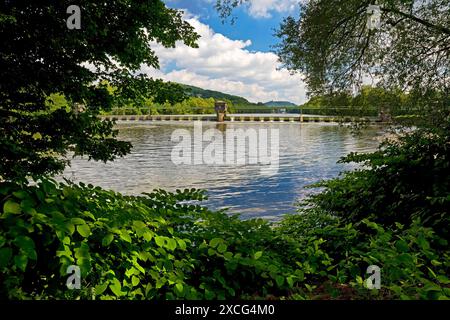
left=264, top=101, right=298, bottom=107
left=178, top=84, right=298, bottom=107
left=181, top=84, right=252, bottom=106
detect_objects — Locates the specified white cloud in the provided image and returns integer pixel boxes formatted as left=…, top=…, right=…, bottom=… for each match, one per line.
left=142, top=17, right=306, bottom=104
left=194, top=0, right=298, bottom=18
left=246, top=0, right=298, bottom=18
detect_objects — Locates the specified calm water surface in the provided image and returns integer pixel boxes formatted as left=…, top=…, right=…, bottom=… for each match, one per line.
left=63, top=122, right=384, bottom=219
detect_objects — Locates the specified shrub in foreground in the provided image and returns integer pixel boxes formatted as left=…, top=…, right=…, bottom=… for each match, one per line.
left=0, top=179, right=449, bottom=300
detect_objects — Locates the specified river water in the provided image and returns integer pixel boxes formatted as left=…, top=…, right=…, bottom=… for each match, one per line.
left=62, top=121, right=384, bottom=219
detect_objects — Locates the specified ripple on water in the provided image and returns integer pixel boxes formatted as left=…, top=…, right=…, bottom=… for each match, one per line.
left=62, top=122, right=384, bottom=219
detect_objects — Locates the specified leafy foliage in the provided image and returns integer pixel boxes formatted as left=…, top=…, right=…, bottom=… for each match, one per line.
left=181, top=84, right=252, bottom=106
left=0, top=0, right=199, bottom=180
left=279, top=214, right=450, bottom=300
left=272, top=0, right=450, bottom=96
left=0, top=179, right=299, bottom=299
left=303, top=116, right=450, bottom=239
left=0, top=176, right=448, bottom=300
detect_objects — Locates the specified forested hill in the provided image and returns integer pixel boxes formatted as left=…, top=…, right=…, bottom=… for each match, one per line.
left=180, top=84, right=297, bottom=107
left=181, top=84, right=251, bottom=106
left=264, top=101, right=298, bottom=107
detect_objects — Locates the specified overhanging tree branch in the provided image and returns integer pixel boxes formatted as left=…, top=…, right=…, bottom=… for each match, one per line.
left=382, top=7, right=450, bottom=36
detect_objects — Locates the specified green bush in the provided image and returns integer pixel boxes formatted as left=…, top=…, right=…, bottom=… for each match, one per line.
left=0, top=179, right=299, bottom=300
left=278, top=213, right=450, bottom=300
left=303, top=116, right=450, bottom=239
left=1, top=178, right=448, bottom=300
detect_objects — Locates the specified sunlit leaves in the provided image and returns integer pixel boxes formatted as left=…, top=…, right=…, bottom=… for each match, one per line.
left=1, top=177, right=448, bottom=300
left=102, top=234, right=114, bottom=247
left=254, top=251, right=263, bottom=260
left=1, top=0, right=199, bottom=179
left=109, top=278, right=123, bottom=297
left=76, top=224, right=91, bottom=238
left=273, top=0, right=450, bottom=96
left=3, top=200, right=21, bottom=215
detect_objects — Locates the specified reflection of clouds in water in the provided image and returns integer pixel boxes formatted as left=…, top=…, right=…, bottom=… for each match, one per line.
left=62, top=122, right=384, bottom=219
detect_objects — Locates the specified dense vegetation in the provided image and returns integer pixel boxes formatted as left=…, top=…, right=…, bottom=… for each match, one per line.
left=181, top=84, right=252, bottom=106
left=0, top=0, right=198, bottom=180
left=271, top=0, right=450, bottom=96
left=1, top=0, right=449, bottom=301
left=106, top=85, right=446, bottom=118
left=300, top=86, right=449, bottom=117
left=106, top=96, right=299, bottom=115
left=109, top=97, right=228, bottom=115
left=105, top=85, right=302, bottom=115
left=1, top=119, right=449, bottom=300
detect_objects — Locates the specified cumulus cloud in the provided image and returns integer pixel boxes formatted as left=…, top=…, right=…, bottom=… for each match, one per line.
left=196, top=0, right=298, bottom=18
left=142, top=17, right=306, bottom=104
left=246, top=0, right=298, bottom=18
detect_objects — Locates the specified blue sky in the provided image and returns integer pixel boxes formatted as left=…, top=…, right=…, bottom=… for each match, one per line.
left=143, top=0, right=307, bottom=104
left=165, top=0, right=291, bottom=52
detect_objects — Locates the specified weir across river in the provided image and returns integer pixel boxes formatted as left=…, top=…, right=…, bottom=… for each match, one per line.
left=101, top=113, right=381, bottom=123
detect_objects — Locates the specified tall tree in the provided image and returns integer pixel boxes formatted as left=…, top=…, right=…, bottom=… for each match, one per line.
left=216, top=0, right=450, bottom=99
left=0, top=0, right=198, bottom=180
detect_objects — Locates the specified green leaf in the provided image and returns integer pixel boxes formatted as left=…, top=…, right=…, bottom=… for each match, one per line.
left=423, top=283, right=442, bottom=292
left=64, top=222, right=75, bottom=235
left=13, top=191, right=29, bottom=199
left=3, top=200, right=21, bottom=214
left=275, top=275, right=285, bottom=287
left=14, top=254, right=28, bottom=272
left=14, top=236, right=36, bottom=260
left=155, top=236, right=165, bottom=247
left=166, top=238, right=177, bottom=251
left=431, top=260, right=442, bottom=266
left=119, top=231, right=131, bottom=243
left=109, top=278, right=123, bottom=297
left=132, top=276, right=140, bottom=287
left=395, top=240, right=409, bottom=252
left=254, top=251, right=263, bottom=260
left=217, top=243, right=227, bottom=254
left=77, top=224, right=91, bottom=238
left=209, top=238, right=222, bottom=248
left=95, top=282, right=109, bottom=295
left=0, top=248, right=12, bottom=268
left=397, top=253, right=414, bottom=265
left=132, top=260, right=145, bottom=274
left=102, top=234, right=114, bottom=246
left=177, top=239, right=187, bottom=250
left=132, top=220, right=146, bottom=230
left=175, top=283, right=183, bottom=293
left=223, top=252, right=233, bottom=260
left=32, top=132, right=42, bottom=140
left=417, top=235, right=430, bottom=250
left=436, top=275, right=450, bottom=285
left=74, top=244, right=90, bottom=260
left=71, top=218, right=86, bottom=225
left=143, top=231, right=153, bottom=242
left=286, top=276, right=294, bottom=288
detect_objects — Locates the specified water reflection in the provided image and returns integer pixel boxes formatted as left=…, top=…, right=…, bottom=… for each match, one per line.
left=62, top=122, right=384, bottom=219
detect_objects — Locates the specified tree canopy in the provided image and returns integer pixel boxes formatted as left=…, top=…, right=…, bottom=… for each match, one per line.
left=0, top=0, right=198, bottom=180
left=216, top=0, right=449, bottom=100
